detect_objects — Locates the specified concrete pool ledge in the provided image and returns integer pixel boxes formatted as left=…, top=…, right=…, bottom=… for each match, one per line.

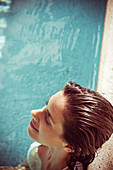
left=96, top=0, right=113, bottom=105
left=88, top=0, right=113, bottom=169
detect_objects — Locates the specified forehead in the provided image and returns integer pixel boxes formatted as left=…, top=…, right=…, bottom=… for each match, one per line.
left=50, top=90, right=66, bottom=112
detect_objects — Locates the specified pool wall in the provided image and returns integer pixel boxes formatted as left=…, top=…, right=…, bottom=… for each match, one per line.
left=97, top=0, right=113, bottom=105
left=89, top=0, right=113, bottom=169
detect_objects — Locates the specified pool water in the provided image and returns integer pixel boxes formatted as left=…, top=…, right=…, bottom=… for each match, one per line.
left=0, top=0, right=106, bottom=166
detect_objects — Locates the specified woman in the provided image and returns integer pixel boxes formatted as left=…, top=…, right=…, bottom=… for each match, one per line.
left=27, top=81, right=113, bottom=170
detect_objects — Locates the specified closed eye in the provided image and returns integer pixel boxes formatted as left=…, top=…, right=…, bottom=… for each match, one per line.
left=45, top=95, right=54, bottom=125
left=45, top=113, right=50, bottom=125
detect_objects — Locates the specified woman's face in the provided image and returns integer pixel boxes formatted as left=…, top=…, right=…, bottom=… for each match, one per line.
left=28, top=90, right=66, bottom=147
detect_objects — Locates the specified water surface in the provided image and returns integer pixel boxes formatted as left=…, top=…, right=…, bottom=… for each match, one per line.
left=0, top=0, right=106, bottom=166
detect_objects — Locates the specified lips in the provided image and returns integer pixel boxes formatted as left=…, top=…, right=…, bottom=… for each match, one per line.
left=30, top=119, right=39, bottom=132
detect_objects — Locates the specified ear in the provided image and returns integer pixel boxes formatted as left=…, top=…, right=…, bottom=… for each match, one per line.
left=63, top=143, right=75, bottom=153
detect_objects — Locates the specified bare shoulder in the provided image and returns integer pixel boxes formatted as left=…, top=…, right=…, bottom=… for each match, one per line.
left=27, top=144, right=42, bottom=170
left=88, top=134, right=113, bottom=170
left=26, top=144, right=49, bottom=170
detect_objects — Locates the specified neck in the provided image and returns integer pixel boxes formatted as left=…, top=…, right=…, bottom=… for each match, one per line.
left=46, top=145, right=70, bottom=170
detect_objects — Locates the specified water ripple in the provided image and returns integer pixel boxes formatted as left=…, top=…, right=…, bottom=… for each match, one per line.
left=0, top=0, right=12, bottom=58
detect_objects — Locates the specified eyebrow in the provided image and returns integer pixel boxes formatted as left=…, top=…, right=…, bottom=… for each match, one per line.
left=46, top=95, right=52, bottom=105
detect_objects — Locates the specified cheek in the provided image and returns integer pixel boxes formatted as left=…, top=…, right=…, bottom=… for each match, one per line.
left=39, top=120, right=48, bottom=133
left=39, top=123, right=51, bottom=140
left=39, top=126, right=62, bottom=146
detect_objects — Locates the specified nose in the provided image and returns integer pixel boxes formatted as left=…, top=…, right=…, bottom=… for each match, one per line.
left=31, top=106, right=46, bottom=121
left=31, top=109, right=43, bottom=121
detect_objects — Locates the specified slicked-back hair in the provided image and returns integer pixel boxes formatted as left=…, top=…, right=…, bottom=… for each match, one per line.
left=62, top=81, right=113, bottom=169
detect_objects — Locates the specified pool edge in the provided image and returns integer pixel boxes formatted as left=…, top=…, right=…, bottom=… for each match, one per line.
left=96, top=0, right=113, bottom=105
left=88, top=0, right=113, bottom=169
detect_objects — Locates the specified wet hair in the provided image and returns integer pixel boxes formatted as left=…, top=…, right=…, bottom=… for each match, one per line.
left=62, top=81, right=113, bottom=169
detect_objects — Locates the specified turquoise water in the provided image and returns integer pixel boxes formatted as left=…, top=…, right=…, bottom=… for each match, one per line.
left=0, top=0, right=106, bottom=166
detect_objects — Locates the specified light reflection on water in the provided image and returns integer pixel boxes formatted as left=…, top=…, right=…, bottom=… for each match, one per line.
left=0, top=0, right=11, bottom=58
left=0, top=0, right=106, bottom=166
left=0, top=19, right=6, bottom=58
left=0, top=0, right=11, bottom=12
